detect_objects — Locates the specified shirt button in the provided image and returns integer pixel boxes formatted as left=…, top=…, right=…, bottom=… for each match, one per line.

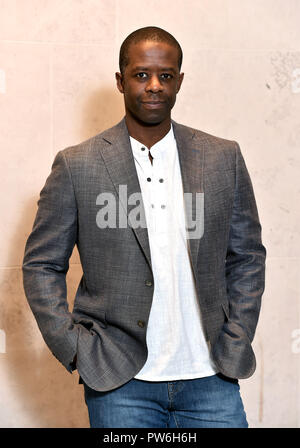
left=145, top=280, right=153, bottom=287
left=141, top=147, right=146, bottom=151
left=161, top=205, right=166, bottom=209
left=159, top=178, right=164, bottom=183
left=137, top=320, right=145, bottom=328
left=147, top=177, right=151, bottom=182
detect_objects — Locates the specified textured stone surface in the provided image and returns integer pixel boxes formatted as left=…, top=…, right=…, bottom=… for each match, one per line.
left=0, top=0, right=299, bottom=427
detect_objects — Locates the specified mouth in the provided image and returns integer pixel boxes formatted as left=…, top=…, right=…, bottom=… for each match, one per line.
left=141, top=101, right=166, bottom=109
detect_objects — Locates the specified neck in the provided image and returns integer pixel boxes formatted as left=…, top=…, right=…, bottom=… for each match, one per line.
left=125, top=114, right=171, bottom=148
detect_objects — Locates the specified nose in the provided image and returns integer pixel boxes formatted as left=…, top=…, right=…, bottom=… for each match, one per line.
left=146, top=75, right=163, bottom=93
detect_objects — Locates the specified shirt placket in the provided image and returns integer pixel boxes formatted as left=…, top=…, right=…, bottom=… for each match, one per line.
left=140, top=150, right=156, bottom=234
left=152, top=154, right=169, bottom=241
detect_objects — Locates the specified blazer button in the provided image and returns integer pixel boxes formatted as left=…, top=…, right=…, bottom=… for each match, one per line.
left=145, top=280, right=153, bottom=287
left=137, top=320, right=145, bottom=328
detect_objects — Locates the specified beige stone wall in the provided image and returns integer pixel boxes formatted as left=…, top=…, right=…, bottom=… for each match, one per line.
left=0, top=0, right=299, bottom=428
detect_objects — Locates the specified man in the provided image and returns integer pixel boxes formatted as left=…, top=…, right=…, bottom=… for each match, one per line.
left=22, top=26, right=266, bottom=428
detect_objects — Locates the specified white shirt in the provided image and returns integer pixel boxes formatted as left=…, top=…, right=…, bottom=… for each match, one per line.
left=130, top=125, right=217, bottom=381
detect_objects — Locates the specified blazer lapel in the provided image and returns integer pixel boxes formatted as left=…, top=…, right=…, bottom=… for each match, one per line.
left=172, top=120, right=205, bottom=275
left=97, top=118, right=152, bottom=270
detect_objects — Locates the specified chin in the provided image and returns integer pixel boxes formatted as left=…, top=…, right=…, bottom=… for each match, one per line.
left=136, top=113, right=168, bottom=126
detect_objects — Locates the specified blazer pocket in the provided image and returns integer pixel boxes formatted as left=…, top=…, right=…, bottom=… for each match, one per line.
left=73, top=305, right=107, bottom=329
left=221, top=301, right=230, bottom=320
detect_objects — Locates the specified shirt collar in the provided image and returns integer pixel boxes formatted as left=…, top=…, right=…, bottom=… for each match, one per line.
left=129, top=124, right=176, bottom=161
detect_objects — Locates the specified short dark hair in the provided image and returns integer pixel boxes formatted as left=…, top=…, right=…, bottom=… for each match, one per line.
left=119, top=26, right=183, bottom=75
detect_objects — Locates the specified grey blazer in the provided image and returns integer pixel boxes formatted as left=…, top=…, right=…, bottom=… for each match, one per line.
left=22, top=118, right=266, bottom=391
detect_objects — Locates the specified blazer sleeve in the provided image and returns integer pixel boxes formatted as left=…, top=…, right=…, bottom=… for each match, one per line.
left=22, top=150, right=79, bottom=373
left=225, top=142, right=266, bottom=342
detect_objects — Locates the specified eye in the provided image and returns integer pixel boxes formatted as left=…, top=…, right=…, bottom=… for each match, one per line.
left=161, top=73, right=173, bottom=79
left=136, top=72, right=148, bottom=78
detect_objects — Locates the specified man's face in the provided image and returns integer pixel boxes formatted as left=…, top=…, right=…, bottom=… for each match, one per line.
left=116, top=40, right=184, bottom=125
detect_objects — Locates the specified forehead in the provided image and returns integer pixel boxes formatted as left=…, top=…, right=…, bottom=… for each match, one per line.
left=126, top=40, right=179, bottom=68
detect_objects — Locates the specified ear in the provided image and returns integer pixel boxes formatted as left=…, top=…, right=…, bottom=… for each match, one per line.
left=176, top=72, right=184, bottom=93
left=115, top=72, right=124, bottom=94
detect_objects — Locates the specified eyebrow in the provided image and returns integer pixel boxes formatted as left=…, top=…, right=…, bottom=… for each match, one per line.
left=132, top=66, right=177, bottom=74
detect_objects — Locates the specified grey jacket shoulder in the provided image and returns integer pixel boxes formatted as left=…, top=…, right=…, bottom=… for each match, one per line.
left=174, top=120, right=238, bottom=149
left=59, top=129, right=110, bottom=161
left=172, top=120, right=239, bottom=169
left=59, top=119, right=129, bottom=161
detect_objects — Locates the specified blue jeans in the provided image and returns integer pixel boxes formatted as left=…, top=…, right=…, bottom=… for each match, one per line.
left=83, top=373, right=248, bottom=428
